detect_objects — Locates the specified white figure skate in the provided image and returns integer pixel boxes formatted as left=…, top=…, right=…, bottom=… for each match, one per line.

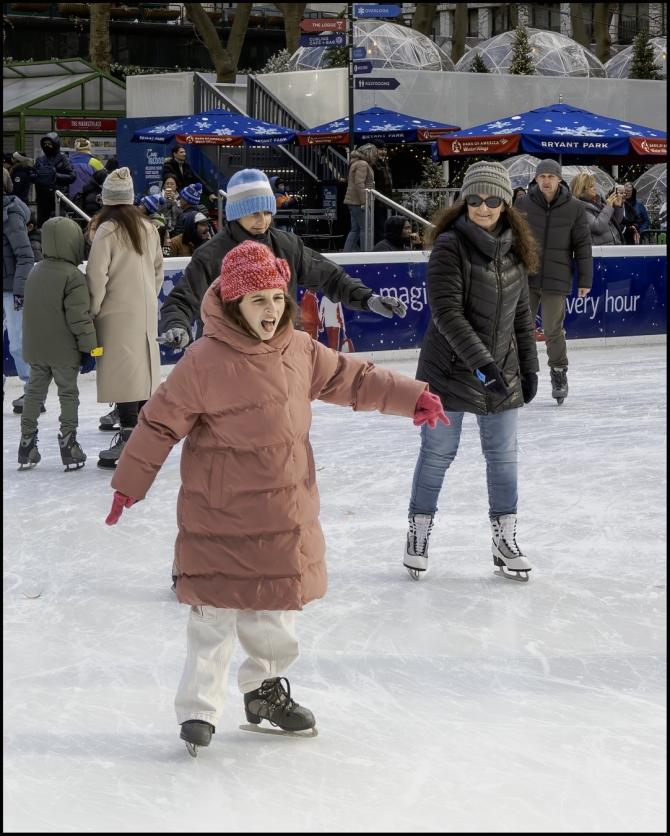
left=404, top=514, right=433, bottom=581
left=491, top=514, right=533, bottom=582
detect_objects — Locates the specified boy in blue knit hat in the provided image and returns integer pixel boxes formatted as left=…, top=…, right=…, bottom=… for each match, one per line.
left=138, top=193, right=166, bottom=231
left=159, top=167, right=407, bottom=354
left=173, top=183, right=210, bottom=237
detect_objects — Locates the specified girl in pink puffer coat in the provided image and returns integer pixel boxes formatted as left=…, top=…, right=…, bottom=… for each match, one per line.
left=106, top=240, right=447, bottom=755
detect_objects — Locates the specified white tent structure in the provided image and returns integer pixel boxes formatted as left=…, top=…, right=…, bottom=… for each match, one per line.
left=455, top=29, right=607, bottom=78
left=606, top=38, right=667, bottom=79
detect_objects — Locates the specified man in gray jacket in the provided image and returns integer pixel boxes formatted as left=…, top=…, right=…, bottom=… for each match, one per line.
left=515, top=159, right=592, bottom=403
left=3, top=168, right=34, bottom=407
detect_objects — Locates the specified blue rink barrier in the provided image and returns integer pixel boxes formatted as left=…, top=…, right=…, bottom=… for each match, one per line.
left=3, top=246, right=666, bottom=375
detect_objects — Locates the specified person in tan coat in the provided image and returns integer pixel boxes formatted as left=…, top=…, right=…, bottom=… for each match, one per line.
left=86, top=167, right=164, bottom=469
left=343, top=143, right=378, bottom=252
left=105, top=240, right=447, bottom=756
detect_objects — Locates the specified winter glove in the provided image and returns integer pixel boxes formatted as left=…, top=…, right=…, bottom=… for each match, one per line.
left=476, top=362, right=510, bottom=399
left=106, top=491, right=137, bottom=526
left=366, top=294, right=407, bottom=319
left=13, top=295, right=23, bottom=312
left=79, top=353, right=97, bottom=374
left=158, top=327, right=190, bottom=351
left=521, top=372, right=538, bottom=404
left=413, top=391, right=450, bottom=429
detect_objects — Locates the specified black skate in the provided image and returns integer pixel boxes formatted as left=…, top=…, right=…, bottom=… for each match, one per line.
left=242, top=677, right=317, bottom=737
left=99, top=405, right=119, bottom=432
left=12, top=395, right=46, bottom=415
left=180, top=720, right=214, bottom=758
left=18, top=433, right=41, bottom=470
left=97, top=428, right=133, bottom=469
left=550, top=367, right=568, bottom=405
left=59, top=431, right=86, bottom=471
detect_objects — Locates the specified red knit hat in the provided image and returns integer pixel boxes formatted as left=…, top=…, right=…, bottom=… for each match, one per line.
left=219, top=240, right=290, bottom=301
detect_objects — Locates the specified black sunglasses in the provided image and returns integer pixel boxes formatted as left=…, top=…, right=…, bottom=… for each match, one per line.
left=466, top=196, right=504, bottom=208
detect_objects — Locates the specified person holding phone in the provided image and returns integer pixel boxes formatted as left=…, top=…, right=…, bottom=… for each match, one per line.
left=161, top=175, right=183, bottom=233
left=570, top=173, right=624, bottom=246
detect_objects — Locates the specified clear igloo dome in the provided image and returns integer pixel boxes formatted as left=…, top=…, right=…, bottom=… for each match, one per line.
left=502, top=154, right=615, bottom=197
left=288, top=19, right=454, bottom=72
left=633, top=163, right=667, bottom=212
left=605, top=37, right=667, bottom=79
left=455, top=28, right=607, bottom=77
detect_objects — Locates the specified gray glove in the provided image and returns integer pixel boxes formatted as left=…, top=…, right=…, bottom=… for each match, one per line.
left=367, top=294, right=407, bottom=319
left=158, top=327, right=190, bottom=350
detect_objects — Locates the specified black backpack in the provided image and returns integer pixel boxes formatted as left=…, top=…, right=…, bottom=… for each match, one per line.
left=34, top=163, right=57, bottom=190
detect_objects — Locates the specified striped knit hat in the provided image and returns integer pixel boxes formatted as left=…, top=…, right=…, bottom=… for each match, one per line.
left=461, top=161, right=514, bottom=205
left=224, top=168, right=276, bottom=221
left=140, top=193, right=166, bottom=213
left=180, top=182, right=202, bottom=205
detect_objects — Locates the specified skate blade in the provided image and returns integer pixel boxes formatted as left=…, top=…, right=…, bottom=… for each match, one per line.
left=63, top=462, right=85, bottom=472
left=404, top=565, right=425, bottom=581
left=493, top=567, right=530, bottom=582
left=239, top=724, right=318, bottom=738
left=184, top=741, right=199, bottom=758
left=17, top=462, right=38, bottom=471
left=555, top=398, right=565, bottom=405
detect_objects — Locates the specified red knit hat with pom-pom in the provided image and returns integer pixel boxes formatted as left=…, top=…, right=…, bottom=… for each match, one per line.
left=219, top=240, right=290, bottom=301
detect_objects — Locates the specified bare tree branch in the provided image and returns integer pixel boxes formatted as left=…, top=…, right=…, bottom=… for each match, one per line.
left=451, top=3, right=468, bottom=65
left=411, top=3, right=437, bottom=37
left=185, top=2, right=252, bottom=83
left=275, top=4, right=307, bottom=56
left=89, top=3, right=111, bottom=74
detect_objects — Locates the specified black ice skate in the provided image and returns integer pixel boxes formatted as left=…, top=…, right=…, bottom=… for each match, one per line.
left=12, top=395, right=46, bottom=415
left=59, top=432, right=86, bottom=471
left=491, top=514, right=533, bottom=582
left=99, top=405, right=119, bottom=432
left=550, top=367, right=568, bottom=405
left=17, top=433, right=41, bottom=470
left=180, top=720, right=214, bottom=758
left=97, top=428, right=133, bottom=469
left=403, top=514, right=433, bottom=580
left=242, top=677, right=317, bottom=737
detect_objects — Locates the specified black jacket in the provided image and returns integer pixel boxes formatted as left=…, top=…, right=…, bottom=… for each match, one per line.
left=373, top=159, right=393, bottom=199
left=159, top=220, right=376, bottom=339
left=10, top=158, right=32, bottom=202
left=31, top=133, right=76, bottom=196
left=373, top=215, right=411, bottom=251
left=161, top=157, right=214, bottom=197
left=416, top=215, right=539, bottom=415
left=515, top=183, right=592, bottom=292
left=82, top=169, right=107, bottom=217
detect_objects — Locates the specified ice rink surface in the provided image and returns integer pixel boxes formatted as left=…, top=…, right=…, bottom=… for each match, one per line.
left=3, top=344, right=667, bottom=833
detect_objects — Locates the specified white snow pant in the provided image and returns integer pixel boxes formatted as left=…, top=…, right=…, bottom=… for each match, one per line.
left=174, top=606, right=300, bottom=727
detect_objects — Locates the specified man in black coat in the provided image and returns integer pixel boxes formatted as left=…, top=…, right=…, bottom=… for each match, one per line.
left=514, top=159, right=592, bottom=403
left=159, top=168, right=407, bottom=348
left=161, top=145, right=217, bottom=204
left=373, top=215, right=421, bottom=252
left=30, top=133, right=76, bottom=229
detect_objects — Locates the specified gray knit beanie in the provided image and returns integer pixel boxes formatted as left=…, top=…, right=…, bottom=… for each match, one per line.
left=461, top=161, right=513, bottom=205
left=535, top=158, right=562, bottom=178
left=102, top=166, right=135, bottom=205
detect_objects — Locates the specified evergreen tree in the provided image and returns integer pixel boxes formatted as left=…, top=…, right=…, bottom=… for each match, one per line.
left=628, top=29, right=663, bottom=80
left=421, top=159, right=446, bottom=190
left=646, top=187, right=663, bottom=228
left=470, top=53, right=490, bottom=73
left=258, top=49, right=293, bottom=73
left=509, top=21, right=535, bottom=75
left=323, top=44, right=349, bottom=68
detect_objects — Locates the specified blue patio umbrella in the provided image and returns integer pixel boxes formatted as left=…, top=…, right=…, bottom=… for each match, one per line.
left=131, top=109, right=297, bottom=146
left=297, top=107, right=460, bottom=146
left=431, top=104, right=666, bottom=164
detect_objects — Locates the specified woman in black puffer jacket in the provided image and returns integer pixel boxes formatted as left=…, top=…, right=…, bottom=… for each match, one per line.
left=403, top=161, right=540, bottom=584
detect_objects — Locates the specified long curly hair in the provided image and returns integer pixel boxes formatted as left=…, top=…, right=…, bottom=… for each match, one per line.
left=426, top=199, right=539, bottom=275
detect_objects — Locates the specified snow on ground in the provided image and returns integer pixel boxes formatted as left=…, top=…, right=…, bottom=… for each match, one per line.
left=3, top=344, right=667, bottom=833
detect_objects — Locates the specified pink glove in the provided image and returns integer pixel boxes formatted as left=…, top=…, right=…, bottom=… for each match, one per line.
left=106, top=491, right=137, bottom=525
left=413, top=391, right=450, bottom=429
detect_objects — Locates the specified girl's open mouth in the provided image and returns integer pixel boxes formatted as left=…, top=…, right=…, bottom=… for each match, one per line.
left=261, top=318, right=276, bottom=333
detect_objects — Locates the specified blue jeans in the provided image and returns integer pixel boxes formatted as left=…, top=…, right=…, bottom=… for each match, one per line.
left=343, top=205, right=366, bottom=252
left=409, top=408, right=518, bottom=521
left=3, top=292, right=30, bottom=394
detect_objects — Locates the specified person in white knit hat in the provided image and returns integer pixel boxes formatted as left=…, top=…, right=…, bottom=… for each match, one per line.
left=86, top=167, right=164, bottom=469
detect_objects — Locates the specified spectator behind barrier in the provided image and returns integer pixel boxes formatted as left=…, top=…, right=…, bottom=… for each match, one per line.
left=570, top=173, right=624, bottom=246
left=621, top=182, right=650, bottom=245
left=343, top=144, right=378, bottom=252
left=30, top=132, right=76, bottom=229
left=10, top=152, right=33, bottom=203
left=373, top=215, right=421, bottom=252
left=161, top=144, right=216, bottom=203
left=70, top=137, right=104, bottom=199
left=26, top=212, right=43, bottom=263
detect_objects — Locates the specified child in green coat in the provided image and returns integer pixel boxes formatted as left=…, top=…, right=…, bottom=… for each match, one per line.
left=19, top=216, right=99, bottom=471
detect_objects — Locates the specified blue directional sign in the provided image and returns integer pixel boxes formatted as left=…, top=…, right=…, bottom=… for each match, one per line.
left=353, top=61, right=373, bottom=75
left=355, top=77, right=401, bottom=90
left=354, top=4, right=402, bottom=18
left=298, top=33, right=347, bottom=48
left=352, top=46, right=367, bottom=60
